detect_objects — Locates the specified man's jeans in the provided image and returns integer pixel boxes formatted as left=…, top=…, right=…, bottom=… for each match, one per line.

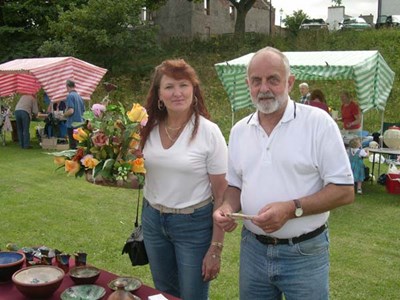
left=142, top=199, right=213, bottom=300
left=240, top=226, right=330, bottom=300
left=15, top=110, right=31, bottom=148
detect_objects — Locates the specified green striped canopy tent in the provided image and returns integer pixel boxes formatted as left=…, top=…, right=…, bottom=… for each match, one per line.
left=215, top=50, right=395, bottom=126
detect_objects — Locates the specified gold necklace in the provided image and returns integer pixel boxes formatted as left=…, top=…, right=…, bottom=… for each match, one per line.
left=165, top=126, right=178, bottom=142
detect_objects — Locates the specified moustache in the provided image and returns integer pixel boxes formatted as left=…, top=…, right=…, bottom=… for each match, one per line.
left=257, top=92, right=275, bottom=100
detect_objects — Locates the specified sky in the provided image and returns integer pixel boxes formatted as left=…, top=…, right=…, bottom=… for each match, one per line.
left=274, top=0, right=378, bottom=25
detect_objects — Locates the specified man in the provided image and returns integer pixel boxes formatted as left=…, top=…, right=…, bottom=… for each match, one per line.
left=63, top=79, right=85, bottom=149
left=213, top=47, right=354, bottom=299
left=299, top=82, right=310, bottom=104
left=14, top=94, right=38, bottom=149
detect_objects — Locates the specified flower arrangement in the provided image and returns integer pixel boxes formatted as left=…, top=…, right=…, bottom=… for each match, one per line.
left=49, top=100, right=148, bottom=188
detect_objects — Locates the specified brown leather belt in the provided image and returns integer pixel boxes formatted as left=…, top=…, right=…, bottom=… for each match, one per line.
left=148, top=197, right=213, bottom=214
left=255, top=224, right=327, bottom=246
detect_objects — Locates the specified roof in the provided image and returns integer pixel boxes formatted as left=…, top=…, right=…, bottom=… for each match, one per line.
left=0, top=57, right=107, bottom=102
left=215, top=50, right=395, bottom=113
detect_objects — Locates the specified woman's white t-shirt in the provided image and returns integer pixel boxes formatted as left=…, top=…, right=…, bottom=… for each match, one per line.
left=143, top=115, right=227, bottom=209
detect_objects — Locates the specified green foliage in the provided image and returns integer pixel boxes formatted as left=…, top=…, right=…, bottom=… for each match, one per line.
left=283, top=9, right=309, bottom=36
left=0, top=0, right=88, bottom=63
left=38, top=0, right=161, bottom=74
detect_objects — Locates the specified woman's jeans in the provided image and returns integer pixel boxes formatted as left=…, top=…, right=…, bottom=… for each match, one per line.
left=14, top=110, right=31, bottom=148
left=240, top=227, right=330, bottom=300
left=142, top=199, right=213, bottom=300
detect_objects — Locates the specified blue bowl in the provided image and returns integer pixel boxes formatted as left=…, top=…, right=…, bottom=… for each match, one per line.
left=0, top=251, right=25, bottom=282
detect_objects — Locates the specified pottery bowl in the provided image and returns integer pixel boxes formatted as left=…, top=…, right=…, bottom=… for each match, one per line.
left=61, top=284, right=106, bottom=300
left=69, top=265, right=100, bottom=284
left=0, top=251, right=25, bottom=282
left=12, top=265, right=65, bottom=298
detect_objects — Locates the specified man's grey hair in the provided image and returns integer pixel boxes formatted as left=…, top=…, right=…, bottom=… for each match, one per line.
left=299, top=82, right=309, bottom=88
left=246, top=46, right=291, bottom=79
left=66, top=79, right=76, bottom=88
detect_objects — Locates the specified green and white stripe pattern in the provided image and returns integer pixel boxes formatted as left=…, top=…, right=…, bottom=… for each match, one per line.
left=215, top=51, right=395, bottom=113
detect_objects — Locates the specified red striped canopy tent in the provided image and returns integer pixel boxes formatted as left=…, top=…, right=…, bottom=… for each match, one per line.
left=0, top=57, right=107, bottom=102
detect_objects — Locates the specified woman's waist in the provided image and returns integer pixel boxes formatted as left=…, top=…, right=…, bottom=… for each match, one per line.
left=144, top=197, right=213, bottom=214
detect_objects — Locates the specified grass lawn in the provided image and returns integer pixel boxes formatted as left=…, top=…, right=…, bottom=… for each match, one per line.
left=0, top=126, right=399, bottom=299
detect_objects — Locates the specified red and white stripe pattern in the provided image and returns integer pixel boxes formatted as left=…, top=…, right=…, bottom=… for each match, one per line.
left=0, top=57, right=107, bottom=102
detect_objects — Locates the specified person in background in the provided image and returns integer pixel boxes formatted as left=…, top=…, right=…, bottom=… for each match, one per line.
left=14, top=93, right=38, bottom=149
left=140, top=59, right=227, bottom=300
left=348, top=137, right=369, bottom=194
left=213, top=46, right=355, bottom=300
left=63, top=79, right=85, bottom=149
left=298, top=82, right=310, bottom=104
left=309, top=88, right=330, bottom=114
left=339, top=91, right=361, bottom=133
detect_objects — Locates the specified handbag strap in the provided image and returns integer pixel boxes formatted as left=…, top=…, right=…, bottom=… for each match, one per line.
left=134, top=188, right=141, bottom=228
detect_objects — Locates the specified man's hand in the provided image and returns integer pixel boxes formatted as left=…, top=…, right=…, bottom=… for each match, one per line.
left=252, top=201, right=294, bottom=233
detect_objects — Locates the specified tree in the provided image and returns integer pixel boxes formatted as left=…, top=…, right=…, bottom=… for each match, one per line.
left=227, top=0, right=257, bottom=35
left=0, top=0, right=88, bottom=63
left=331, top=0, right=343, bottom=6
left=283, top=10, right=309, bottom=36
left=39, top=0, right=159, bottom=74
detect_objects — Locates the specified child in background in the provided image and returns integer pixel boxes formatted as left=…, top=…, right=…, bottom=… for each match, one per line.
left=348, top=137, right=369, bottom=194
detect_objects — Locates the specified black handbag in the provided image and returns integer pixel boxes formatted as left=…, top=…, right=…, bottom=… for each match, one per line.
left=122, top=189, right=149, bottom=266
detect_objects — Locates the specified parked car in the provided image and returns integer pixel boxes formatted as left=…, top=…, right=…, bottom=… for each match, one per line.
left=339, top=17, right=372, bottom=30
left=376, top=15, right=400, bottom=29
left=299, top=18, right=328, bottom=30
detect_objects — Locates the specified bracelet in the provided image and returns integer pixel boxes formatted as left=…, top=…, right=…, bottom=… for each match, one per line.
left=211, top=241, right=223, bottom=249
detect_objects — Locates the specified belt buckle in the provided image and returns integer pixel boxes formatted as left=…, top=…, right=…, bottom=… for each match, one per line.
left=271, top=237, right=279, bottom=245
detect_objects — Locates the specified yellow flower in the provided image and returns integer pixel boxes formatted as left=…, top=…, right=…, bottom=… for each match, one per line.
left=127, top=104, right=148, bottom=126
left=73, top=128, right=89, bottom=142
left=65, top=160, right=81, bottom=176
left=130, top=157, right=146, bottom=174
left=54, top=156, right=66, bottom=166
left=80, top=155, right=100, bottom=169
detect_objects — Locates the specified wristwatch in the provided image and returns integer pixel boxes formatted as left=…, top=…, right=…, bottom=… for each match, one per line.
left=293, top=199, right=303, bottom=217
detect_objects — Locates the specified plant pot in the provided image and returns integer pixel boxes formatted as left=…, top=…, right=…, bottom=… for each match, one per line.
left=85, top=171, right=139, bottom=189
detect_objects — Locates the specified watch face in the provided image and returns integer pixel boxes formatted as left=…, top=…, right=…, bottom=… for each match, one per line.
left=295, top=208, right=303, bottom=217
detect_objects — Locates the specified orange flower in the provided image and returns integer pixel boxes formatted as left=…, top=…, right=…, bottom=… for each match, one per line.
left=130, top=157, right=146, bottom=174
left=65, top=160, right=81, bottom=176
left=80, top=155, right=99, bottom=169
left=73, top=128, right=89, bottom=142
left=129, top=133, right=141, bottom=149
left=54, top=156, right=66, bottom=166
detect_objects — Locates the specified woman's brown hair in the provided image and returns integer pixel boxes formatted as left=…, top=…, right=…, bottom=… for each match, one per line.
left=140, top=59, right=210, bottom=149
left=310, top=89, right=326, bottom=103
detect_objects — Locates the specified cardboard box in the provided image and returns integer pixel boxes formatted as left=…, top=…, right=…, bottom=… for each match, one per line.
left=386, top=173, right=400, bottom=194
left=41, top=138, right=58, bottom=150
left=56, top=143, right=69, bottom=151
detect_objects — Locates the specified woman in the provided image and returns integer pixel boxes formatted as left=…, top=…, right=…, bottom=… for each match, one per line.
left=14, top=93, right=38, bottom=149
left=140, top=59, right=227, bottom=299
left=340, top=91, right=361, bottom=133
left=309, top=89, right=329, bottom=113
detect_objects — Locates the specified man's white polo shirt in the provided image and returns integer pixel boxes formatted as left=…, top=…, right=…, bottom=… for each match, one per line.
left=227, top=99, right=354, bottom=238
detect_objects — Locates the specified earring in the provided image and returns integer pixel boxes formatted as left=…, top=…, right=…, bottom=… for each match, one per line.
left=158, top=99, right=165, bottom=110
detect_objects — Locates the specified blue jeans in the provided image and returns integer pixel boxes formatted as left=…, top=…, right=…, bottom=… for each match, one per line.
left=240, top=227, right=330, bottom=300
left=14, top=110, right=31, bottom=148
left=142, top=199, right=213, bottom=300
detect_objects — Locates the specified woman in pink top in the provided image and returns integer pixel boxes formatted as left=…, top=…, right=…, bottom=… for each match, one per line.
left=308, top=89, right=329, bottom=113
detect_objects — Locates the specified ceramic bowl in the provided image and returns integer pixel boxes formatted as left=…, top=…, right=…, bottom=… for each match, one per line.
left=0, top=251, right=25, bottom=282
left=69, top=265, right=100, bottom=284
left=108, top=277, right=142, bottom=292
left=12, top=265, right=65, bottom=298
left=60, top=284, right=105, bottom=300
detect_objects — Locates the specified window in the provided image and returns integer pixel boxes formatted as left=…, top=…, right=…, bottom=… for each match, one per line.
left=204, top=0, right=210, bottom=16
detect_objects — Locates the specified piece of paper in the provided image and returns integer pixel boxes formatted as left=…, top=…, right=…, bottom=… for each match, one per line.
left=148, top=294, right=168, bottom=300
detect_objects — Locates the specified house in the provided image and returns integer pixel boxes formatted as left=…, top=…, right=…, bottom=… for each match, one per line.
left=149, top=0, right=275, bottom=40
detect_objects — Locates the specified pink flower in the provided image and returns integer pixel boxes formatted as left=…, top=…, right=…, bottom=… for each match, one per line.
left=91, top=131, right=108, bottom=147
left=91, top=103, right=106, bottom=118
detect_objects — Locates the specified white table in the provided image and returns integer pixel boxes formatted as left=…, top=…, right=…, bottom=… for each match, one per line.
left=367, top=148, right=400, bottom=183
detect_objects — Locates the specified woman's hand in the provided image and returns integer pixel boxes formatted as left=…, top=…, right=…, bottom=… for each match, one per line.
left=202, top=245, right=222, bottom=281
